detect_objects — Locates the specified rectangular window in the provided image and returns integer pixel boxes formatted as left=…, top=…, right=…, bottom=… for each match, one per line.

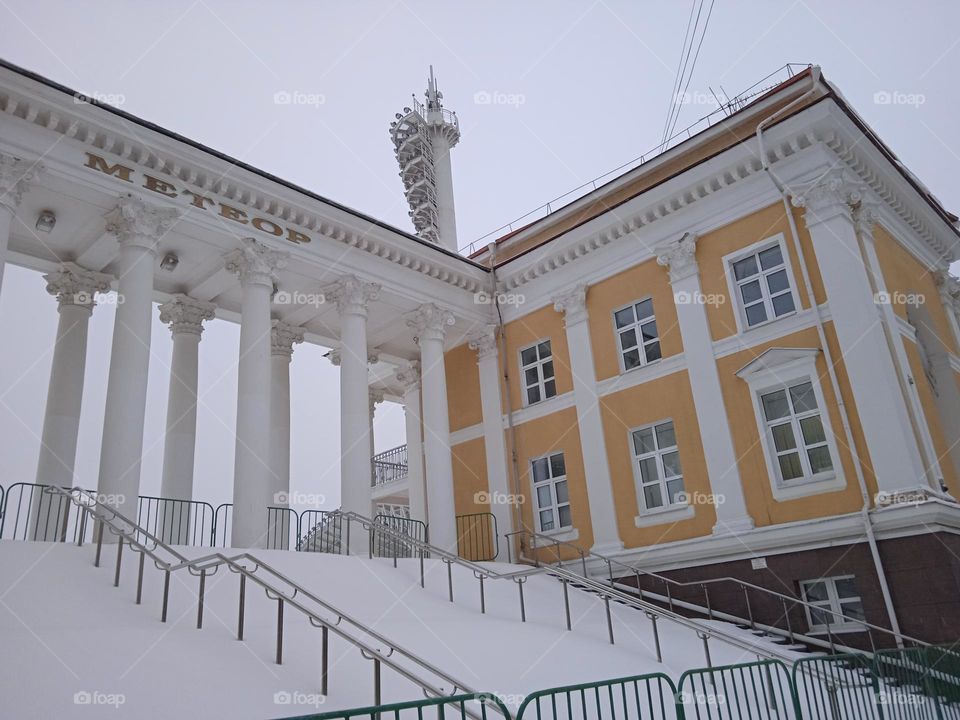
left=520, top=340, right=556, bottom=406
left=531, top=452, right=571, bottom=532
left=800, top=576, right=865, bottom=632
left=760, top=380, right=833, bottom=483
left=632, top=420, right=684, bottom=511
left=614, top=298, right=661, bottom=371
left=732, top=242, right=796, bottom=328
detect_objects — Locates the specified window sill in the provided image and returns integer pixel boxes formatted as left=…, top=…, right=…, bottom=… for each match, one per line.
left=634, top=503, right=694, bottom=528
left=740, top=307, right=799, bottom=335
left=532, top=527, right=579, bottom=547
left=771, top=472, right=846, bottom=501
left=620, top=357, right=662, bottom=376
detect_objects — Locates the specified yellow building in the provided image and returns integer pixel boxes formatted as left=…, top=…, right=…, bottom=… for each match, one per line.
left=441, top=66, right=960, bottom=646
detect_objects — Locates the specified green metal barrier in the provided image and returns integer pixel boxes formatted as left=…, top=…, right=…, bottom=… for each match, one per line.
left=793, top=653, right=880, bottom=720
left=677, top=659, right=800, bottom=720
left=873, top=647, right=960, bottom=720
left=514, top=672, right=678, bottom=720
left=276, top=692, right=512, bottom=720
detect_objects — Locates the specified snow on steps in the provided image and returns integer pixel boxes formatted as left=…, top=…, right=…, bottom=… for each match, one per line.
left=0, top=540, right=805, bottom=719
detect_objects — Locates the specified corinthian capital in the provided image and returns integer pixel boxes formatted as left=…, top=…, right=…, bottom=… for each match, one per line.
left=324, top=274, right=381, bottom=317
left=105, top=193, right=181, bottom=249
left=552, top=284, right=589, bottom=326
left=43, top=262, right=112, bottom=311
left=467, top=324, right=499, bottom=359
left=270, top=320, right=305, bottom=358
left=158, top=294, right=216, bottom=337
left=0, top=154, right=41, bottom=212
left=394, top=361, right=421, bottom=393
left=790, top=170, right=863, bottom=220
left=935, top=270, right=960, bottom=313
left=655, top=232, right=699, bottom=284
left=407, top=303, right=455, bottom=342
left=224, top=237, right=288, bottom=288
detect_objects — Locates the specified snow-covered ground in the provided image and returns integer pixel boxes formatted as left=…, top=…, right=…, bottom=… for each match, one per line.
left=0, top=540, right=799, bottom=719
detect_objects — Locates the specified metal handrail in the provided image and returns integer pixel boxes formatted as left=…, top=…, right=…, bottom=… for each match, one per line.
left=330, top=510, right=814, bottom=664
left=459, top=63, right=812, bottom=255
left=505, top=527, right=931, bottom=654
left=45, top=487, right=498, bottom=713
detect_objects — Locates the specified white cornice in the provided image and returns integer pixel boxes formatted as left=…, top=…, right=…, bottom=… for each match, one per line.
left=0, top=67, right=489, bottom=297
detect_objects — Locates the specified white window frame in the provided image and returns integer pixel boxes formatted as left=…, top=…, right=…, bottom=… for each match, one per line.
left=799, top=575, right=865, bottom=634
left=519, top=339, right=556, bottom=407
left=612, top=297, right=662, bottom=374
left=529, top=451, right=572, bottom=534
left=723, top=234, right=800, bottom=334
left=736, top=348, right=846, bottom=501
left=629, top=419, right=693, bottom=524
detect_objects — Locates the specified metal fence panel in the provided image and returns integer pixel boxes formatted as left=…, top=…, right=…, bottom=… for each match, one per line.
left=515, top=672, right=678, bottom=720
left=677, top=660, right=799, bottom=720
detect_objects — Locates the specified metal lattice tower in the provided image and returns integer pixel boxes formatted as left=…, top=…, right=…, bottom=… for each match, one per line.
left=390, top=67, right=461, bottom=252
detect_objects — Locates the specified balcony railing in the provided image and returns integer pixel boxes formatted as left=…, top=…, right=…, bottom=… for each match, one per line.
left=371, top=444, right=408, bottom=487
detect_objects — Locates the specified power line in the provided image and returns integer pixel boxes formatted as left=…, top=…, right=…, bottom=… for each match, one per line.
left=661, top=0, right=718, bottom=148
left=659, top=0, right=700, bottom=148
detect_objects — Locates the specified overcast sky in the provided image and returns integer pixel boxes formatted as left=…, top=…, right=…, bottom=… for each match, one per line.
left=0, top=0, right=958, bottom=518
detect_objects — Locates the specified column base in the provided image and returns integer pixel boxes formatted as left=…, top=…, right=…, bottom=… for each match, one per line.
left=712, top=516, right=755, bottom=535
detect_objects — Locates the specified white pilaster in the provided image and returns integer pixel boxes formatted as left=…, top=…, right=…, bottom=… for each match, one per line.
left=792, top=172, right=928, bottom=497
left=98, top=194, right=179, bottom=524
left=935, top=272, right=960, bottom=354
left=467, top=325, right=514, bottom=543
left=33, top=264, right=110, bottom=540
left=157, top=294, right=215, bottom=543
left=655, top=234, right=754, bottom=533
left=396, top=363, right=427, bottom=525
left=408, top=303, right=457, bottom=551
left=326, top=275, right=380, bottom=553
left=0, top=154, right=40, bottom=297
left=225, top=238, right=287, bottom=548
left=553, top=286, right=623, bottom=553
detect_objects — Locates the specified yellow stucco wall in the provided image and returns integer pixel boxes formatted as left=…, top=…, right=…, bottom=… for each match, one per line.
left=452, top=437, right=490, bottom=515
left=599, top=370, right=717, bottom=546
left=444, top=341, right=483, bottom=432
left=716, top=324, right=871, bottom=525
left=587, top=257, right=683, bottom=382
left=501, top=304, right=573, bottom=409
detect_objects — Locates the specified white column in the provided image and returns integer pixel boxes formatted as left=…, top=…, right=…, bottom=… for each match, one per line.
left=327, top=275, right=380, bottom=553
left=655, top=234, right=755, bottom=533
left=98, top=195, right=180, bottom=524
left=225, top=238, right=287, bottom=548
left=408, top=303, right=457, bottom=551
left=395, top=363, right=427, bottom=525
left=467, top=325, right=514, bottom=542
left=33, top=264, right=110, bottom=540
left=369, top=386, right=384, bottom=467
left=269, top=320, right=304, bottom=506
left=157, top=294, right=214, bottom=543
left=553, top=286, right=623, bottom=553
left=793, top=171, right=928, bottom=496
left=0, top=154, right=40, bottom=296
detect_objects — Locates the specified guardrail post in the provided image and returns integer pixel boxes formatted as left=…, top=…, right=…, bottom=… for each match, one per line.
left=276, top=599, right=284, bottom=664
left=743, top=587, right=755, bottom=630
left=321, top=625, right=329, bottom=696
left=604, top=596, right=614, bottom=645
left=59, top=499, right=70, bottom=543
left=446, top=560, right=454, bottom=603
left=94, top=518, right=104, bottom=567
left=76, top=509, right=87, bottom=547
left=665, top=580, right=674, bottom=612
left=702, top=584, right=713, bottom=619
left=113, top=536, right=123, bottom=587
left=698, top=631, right=712, bottom=668
left=782, top=598, right=794, bottom=644
left=196, top=569, right=206, bottom=629
left=419, top=549, right=425, bottom=588
left=479, top=575, right=485, bottom=614
left=161, top=569, right=170, bottom=622
left=517, top=579, right=526, bottom=622
left=237, top=575, right=246, bottom=640
left=562, top=579, right=571, bottom=631
left=645, top=612, right=662, bottom=662
left=135, top=551, right=145, bottom=605
left=345, top=517, right=351, bottom=556
left=373, top=657, right=381, bottom=710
